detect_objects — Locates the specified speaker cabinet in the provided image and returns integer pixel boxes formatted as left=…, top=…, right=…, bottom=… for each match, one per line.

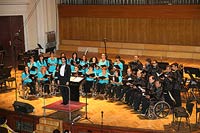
left=13, top=101, right=34, bottom=113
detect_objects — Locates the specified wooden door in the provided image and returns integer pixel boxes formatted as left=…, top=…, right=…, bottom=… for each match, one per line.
left=0, top=15, right=25, bottom=67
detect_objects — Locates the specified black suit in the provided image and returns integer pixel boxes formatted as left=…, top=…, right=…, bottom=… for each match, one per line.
left=58, top=64, right=71, bottom=104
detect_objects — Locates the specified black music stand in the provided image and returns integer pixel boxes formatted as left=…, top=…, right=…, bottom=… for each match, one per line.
left=184, top=67, right=200, bottom=89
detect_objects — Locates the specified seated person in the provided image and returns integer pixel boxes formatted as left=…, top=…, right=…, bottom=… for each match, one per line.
left=37, top=66, right=51, bottom=94
left=21, top=66, right=36, bottom=95
left=141, top=79, right=163, bottom=115
left=119, top=68, right=135, bottom=102
left=83, top=64, right=96, bottom=93
left=106, top=69, right=123, bottom=100
left=96, top=65, right=109, bottom=94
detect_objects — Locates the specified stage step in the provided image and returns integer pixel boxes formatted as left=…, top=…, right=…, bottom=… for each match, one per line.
left=39, top=117, right=62, bottom=127
left=34, top=117, right=63, bottom=133
left=34, top=130, right=51, bottom=133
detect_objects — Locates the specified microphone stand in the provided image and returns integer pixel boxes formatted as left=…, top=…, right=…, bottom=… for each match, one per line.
left=80, top=90, right=94, bottom=124
left=12, top=37, right=18, bottom=101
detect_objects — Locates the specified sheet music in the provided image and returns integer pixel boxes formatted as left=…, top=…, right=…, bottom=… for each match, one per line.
left=70, top=76, right=84, bottom=83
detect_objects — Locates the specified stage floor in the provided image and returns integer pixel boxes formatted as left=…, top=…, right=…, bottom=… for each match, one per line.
left=1, top=88, right=200, bottom=132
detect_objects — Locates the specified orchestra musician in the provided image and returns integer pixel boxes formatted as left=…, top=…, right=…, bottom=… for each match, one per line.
left=21, top=66, right=36, bottom=95
left=57, top=57, right=71, bottom=105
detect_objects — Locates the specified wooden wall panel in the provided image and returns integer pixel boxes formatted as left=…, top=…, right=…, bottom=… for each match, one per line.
left=58, top=5, right=200, bottom=18
left=59, top=17, right=200, bottom=46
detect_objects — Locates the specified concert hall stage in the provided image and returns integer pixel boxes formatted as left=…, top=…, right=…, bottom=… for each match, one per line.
left=1, top=53, right=200, bottom=132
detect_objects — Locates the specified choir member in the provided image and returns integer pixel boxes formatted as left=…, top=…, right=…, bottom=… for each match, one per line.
left=47, top=51, right=58, bottom=74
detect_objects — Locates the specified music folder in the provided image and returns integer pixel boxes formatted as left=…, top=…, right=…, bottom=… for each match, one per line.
left=30, top=66, right=37, bottom=71
left=70, top=76, right=84, bottom=83
left=114, top=65, right=121, bottom=70
left=44, top=74, right=51, bottom=78
left=98, top=76, right=106, bottom=79
left=72, top=71, right=82, bottom=76
left=29, top=74, right=35, bottom=78
left=86, top=73, right=95, bottom=77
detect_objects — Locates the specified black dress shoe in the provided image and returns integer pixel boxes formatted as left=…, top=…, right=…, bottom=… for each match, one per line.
left=61, top=102, right=68, bottom=105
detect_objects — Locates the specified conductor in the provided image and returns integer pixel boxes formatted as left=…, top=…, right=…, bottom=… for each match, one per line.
left=58, top=57, right=71, bottom=105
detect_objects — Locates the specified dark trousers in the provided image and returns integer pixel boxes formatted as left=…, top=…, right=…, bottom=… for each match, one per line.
left=96, top=83, right=107, bottom=94
left=59, top=77, right=69, bottom=104
left=27, top=82, right=36, bottom=94
left=107, top=85, right=117, bottom=98
left=141, top=97, right=150, bottom=114
left=133, top=92, right=142, bottom=110
left=41, top=80, right=50, bottom=94
left=172, top=89, right=182, bottom=107
left=164, top=91, right=174, bottom=108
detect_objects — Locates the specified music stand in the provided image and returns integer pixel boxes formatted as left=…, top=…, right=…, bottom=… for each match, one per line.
left=184, top=67, right=200, bottom=89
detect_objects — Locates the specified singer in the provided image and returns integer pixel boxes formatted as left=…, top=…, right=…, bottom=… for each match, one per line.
left=58, top=57, right=71, bottom=105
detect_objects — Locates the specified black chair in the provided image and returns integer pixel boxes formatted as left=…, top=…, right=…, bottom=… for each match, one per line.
left=196, top=98, right=200, bottom=124
left=185, top=69, right=200, bottom=98
left=174, top=100, right=194, bottom=131
left=180, top=78, right=189, bottom=102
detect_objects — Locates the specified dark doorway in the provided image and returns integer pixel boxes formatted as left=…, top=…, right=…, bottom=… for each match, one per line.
left=0, top=15, right=25, bottom=67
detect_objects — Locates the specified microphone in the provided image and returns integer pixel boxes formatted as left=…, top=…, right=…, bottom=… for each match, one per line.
left=103, top=38, right=107, bottom=42
left=101, top=111, right=104, bottom=119
left=72, top=114, right=81, bottom=123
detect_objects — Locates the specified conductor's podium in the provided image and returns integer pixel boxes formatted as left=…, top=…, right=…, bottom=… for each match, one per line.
left=70, top=76, right=84, bottom=102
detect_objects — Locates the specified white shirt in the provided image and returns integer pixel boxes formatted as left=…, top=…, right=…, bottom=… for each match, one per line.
left=60, top=64, right=66, bottom=76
